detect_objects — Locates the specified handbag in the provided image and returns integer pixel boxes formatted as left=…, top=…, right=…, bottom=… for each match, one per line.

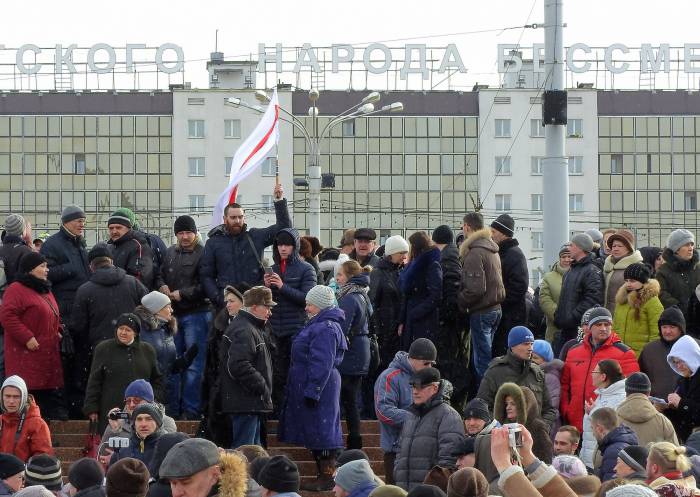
left=40, top=295, right=74, bottom=358
left=82, top=420, right=102, bottom=459
left=368, top=334, right=381, bottom=374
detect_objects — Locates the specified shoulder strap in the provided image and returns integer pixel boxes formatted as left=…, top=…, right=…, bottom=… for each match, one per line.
left=39, top=295, right=60, bottom=319
left=245, top=233, right=265, bottom=272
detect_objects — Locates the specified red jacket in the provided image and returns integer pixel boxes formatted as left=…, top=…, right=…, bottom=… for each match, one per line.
left=560, top=331, right=639, bottom=431
left=0, top=399, right=53, bottom=461
left=0, top=280, right=63, bottom=390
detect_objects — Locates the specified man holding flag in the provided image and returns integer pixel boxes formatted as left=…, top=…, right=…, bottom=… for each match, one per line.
left=200, top=90, right=292, bottom=309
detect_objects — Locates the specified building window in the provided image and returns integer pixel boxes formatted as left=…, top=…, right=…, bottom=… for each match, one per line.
left=188, top=157, right=205, bottom=176
left=188, top=119, right=205, bottom=138
left=611, top=153, right=623, bottom=174
left=568, top=156, right=583, bottom=175
left=225, top=157, right=233, bottom=176
left=495, top=156, right=511, bottom=175
left=531, top=194, right=543, bottom=211
left=569, top=194, right=584, bottom=212
left=495, top=119, right=511, bottom=137
left=495, top=194, right=511, bottom=212
left=532, top=231, right=544, bottom=250
left=531, top=157, right=543, bottom=175
left=567, top=119, right=583, bottom=138
left=685, top=191, right=698, bottom=211
left=262, top=194, right=274, bottom=211
left=262, top=157, right=277, bottom=176
left=530, top=119, right=545, bottom=138
left=187, top=98, right=205, bottom=105
left=342, top=121, right=355, bottom=137
left=224, top=119, right=241, bottom=138
left=74, top=153, right=86, bottom=174
left=189, top=195, right=205, bottom=211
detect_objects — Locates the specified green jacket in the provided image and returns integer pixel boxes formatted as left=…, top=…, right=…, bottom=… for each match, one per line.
left=539, top=262, right=568, bottom=342
left=612, top=279, right=664, bottom=356
left=603, top=250, right=644, bottom=313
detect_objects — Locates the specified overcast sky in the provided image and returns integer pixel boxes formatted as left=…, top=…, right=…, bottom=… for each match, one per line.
left=2, top=0, right=699, bottom=90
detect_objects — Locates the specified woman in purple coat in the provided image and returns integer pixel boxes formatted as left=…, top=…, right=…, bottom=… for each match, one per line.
left=279, top=285, right=348, bottom=492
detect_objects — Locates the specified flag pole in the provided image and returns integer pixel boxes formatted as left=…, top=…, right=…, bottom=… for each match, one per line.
left=275, top=144, right=280, bottom=187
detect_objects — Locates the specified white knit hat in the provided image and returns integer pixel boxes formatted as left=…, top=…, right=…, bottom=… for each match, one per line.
left=141, top=291, right=171, bottom=314
left=306, top=285, right=336, bottom=310
left=384, top=235, right=409, bottom=256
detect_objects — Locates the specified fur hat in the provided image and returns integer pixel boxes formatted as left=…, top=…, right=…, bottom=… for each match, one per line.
left=446, top=468, right=488, bottom=497
left=105, top=458, right=150, bottom=497
left=243, top=286, right=276, bottom=308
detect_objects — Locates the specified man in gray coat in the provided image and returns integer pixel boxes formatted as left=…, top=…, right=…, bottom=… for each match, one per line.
left=393, top=367, right=464, bottom=491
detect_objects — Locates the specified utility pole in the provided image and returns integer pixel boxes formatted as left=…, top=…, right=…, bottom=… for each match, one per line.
left=542, top=0, right=569, bottom=269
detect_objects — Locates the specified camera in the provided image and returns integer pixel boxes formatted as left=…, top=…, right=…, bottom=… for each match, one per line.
left=107, top=437, right=130, bottom=449
left=504, top=423, right=523, bottom=448
left=108, top=411, right=130, bottom=421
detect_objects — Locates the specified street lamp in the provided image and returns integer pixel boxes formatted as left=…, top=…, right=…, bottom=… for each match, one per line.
left=227, top=90, right=404, bottom=239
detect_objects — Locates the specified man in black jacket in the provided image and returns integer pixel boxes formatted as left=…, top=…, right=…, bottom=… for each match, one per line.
left=106, top=210, right=157, bottom=290
left=490, top=214, right=529, bottom=358
left=40, top=205, right=91, bottom=418
left=554, top=233, right=604, bottom=353
left=156, top=215, right=211, bottom=420
left=220, top=286, right=275, bottom=448
left=351, top=229, right=381, bottom=268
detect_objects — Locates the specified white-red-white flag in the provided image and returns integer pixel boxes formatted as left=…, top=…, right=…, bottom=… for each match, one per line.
left=212, top=89, right=280, bottom=227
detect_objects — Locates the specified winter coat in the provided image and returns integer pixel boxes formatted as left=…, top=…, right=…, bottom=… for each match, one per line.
left=156, top=242, right=209, bottom=315
left=436, top=244, right=466, bottom=372
left=616, top=393, right=679, bottom=447
left=665, top=335, right=700, bottom=441
left=457, top=228, right=504, bottom=314
left=542, top=359, right=564, bottom=436
left=110, top=429, right=163, bottom=470
left=0, top=235, right=32, bottom=284
left=648, top=473, right=700, bottom=496
left=75, top=486, right=106, bottom=497
left=338, top=273, right=371, bottom=376
left=559, top=331, right=639, bottom=432
left=603, top=250, right=644, bottom=313
left=554, top=254, right=604, bottom=339
left=109, top=228, right=156, bottom=290
left=200, top=199, right=291, bottom=308
left=374, top=351, right=414, bottom=453
left=269, top=228, right=317, bottom=339
left=640, top=342, right=686, bottom=401
left=497, top=465, right=578, bottom=497
left=40, top=227, right=90, bottom=318
left=393, top=381, right=464, bottom=491
left=350, top=250, right=380, bottom=269
left=438, top=243, right=462, bottom=321
left=612, top=279, right=664, bottom=356
left=220, top=310, right=273, bottom=414
left=493, top=382, right=553, bottom=463
left=580, top=379, right=627, bottom=468
left=0, top=397, right=52, bottom=461
left=539, top=262, right=568, bottom=342
left=497, top=238, right=529, bottom=325
left=369, top=258, right=403, bottom=368
left=399, top=247, right=443, bottom=347
left=476, top=350, right=557, bottom=428
left=657, top=249, right=700, bottom=321
left=134, top=306, right=177, bottom=378
left=71, top=266, right=148, bottom=347
left=594, top=424, right=638, bottom=482
left=83, top=337, right=163, bottom=432
left=278, top=306, right=348, bottom=450
left=0, top=275, right=63, bottom=390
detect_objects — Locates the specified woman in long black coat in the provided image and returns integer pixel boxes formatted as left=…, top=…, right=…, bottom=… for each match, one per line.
left=398, top=231, right=443, bottom=350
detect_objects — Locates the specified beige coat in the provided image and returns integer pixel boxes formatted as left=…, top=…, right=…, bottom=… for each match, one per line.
left=603, top=250, right=643, bottom=313
left=616, top=393, right=679, bottom=446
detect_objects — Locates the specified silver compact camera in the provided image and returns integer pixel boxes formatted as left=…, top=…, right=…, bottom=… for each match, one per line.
left=504, top=423, right=523, bottom=448
left=108, top=437, right=130, bottom=449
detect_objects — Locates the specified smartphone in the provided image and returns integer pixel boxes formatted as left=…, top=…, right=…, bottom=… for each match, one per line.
left=649, top=396, right=668, bottom=406
left=264, top=267, right=274, bottom=274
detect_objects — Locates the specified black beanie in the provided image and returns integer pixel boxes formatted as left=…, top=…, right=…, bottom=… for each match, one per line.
left=68, top=458, right=105, bottom=491
left=132, top=403, right=163, bottom=429
left=88, top=242, right=112, bottom=262
left=257, top=455, right=300, bottom=493
left=173, top=215, right=197, bottom=234
left=431, top=225, right=454, bottom=245
left=336, top=449, right=369, bottom=468
left=19, top=252, right=47, bottom=274
left=658, top=306, right=686, bottom=335
left=623, top=263, right=652, bottom=284
left=490, top=214, right=515, bottom=237
left=115, top=313, right=141, bottom=334
left=249, top=456, right=271, bottom=483
left=275, top=230, right=296, bottom=247
left=463, top=398, right=492, bottom=423
left=0, top=453, right=25, bottom=479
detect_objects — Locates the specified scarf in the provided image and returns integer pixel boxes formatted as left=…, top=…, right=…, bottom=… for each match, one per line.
left=338, top=282, right=366, bottom=300
left=15, top=273, right=51, bottom=294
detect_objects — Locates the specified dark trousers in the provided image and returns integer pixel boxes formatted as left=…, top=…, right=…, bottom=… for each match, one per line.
left=30, top=388, right=67, bottom=419
left=383, top=451, right=396, bottom=485
left=272, top=335, right=292, bottom=418
left=340, top=374, right=363, bottom=440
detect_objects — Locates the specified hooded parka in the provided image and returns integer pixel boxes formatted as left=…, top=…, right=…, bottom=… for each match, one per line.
left=612, top=279, right=664, bottom=356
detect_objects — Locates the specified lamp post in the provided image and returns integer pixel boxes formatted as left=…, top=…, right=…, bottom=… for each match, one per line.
left=228, top=90, right=403, bottom=239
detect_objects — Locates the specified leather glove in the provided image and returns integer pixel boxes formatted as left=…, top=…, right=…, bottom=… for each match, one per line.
left=172, top=344, right=199, bottom=373
left=304, top=397, right=319, bottom=409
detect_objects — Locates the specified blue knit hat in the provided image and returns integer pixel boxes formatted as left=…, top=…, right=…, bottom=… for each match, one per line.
left=508, top=326, right=534, bottom=348
left=124, top=379, right=154, bottom=402
left=532, top=340, right=554, bottom=363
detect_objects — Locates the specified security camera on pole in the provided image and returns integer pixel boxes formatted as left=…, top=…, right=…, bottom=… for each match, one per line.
left=542, top=0, right=569, bottom=268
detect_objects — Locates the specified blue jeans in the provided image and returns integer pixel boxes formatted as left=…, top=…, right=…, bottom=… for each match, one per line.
left=169, top=310, right=211, bottom=416
left=230, top=414, right=262, bottom=448
left=470, top=309, right=502, bottom=380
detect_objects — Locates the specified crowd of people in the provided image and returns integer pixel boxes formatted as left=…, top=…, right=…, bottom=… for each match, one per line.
left=2, top=188, right=700, bottom=496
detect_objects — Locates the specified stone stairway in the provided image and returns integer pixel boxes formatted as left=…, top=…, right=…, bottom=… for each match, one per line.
left=50, top=419, right=384, bottom=497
